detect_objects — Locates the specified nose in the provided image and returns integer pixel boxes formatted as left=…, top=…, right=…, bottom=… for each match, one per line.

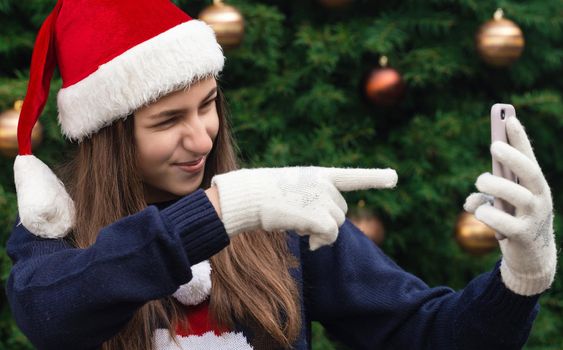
left=179, top=115, right=213, bottom=154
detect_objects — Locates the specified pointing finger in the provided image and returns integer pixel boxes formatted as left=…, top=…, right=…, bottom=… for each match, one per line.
left=322, top=168, right=398, bottom=191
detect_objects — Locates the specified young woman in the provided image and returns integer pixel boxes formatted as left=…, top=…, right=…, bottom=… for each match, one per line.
left=6, top=1, right=556, bottom=349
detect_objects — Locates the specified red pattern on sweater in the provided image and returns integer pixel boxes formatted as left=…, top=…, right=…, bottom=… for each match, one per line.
left=175, top=299, right=229, bottom=337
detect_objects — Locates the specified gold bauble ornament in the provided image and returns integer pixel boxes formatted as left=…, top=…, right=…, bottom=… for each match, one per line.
left=364, top=56, right=405, bottom=107
left=349, top=200, right=385, bottom=245
left=318, top=0, right=353, bottom=9
left=475, top=8, right=525, bottom=67
left=455, top=211, right=498, bottom=255
left=0, top=100, right=43, bottom=158
left=199, top=0, right=244, bottom=51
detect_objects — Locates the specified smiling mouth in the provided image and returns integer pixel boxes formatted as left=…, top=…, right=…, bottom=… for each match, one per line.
left=174, top=157, right=204, bottom=166
left=172, top=156, right=206, bottom=174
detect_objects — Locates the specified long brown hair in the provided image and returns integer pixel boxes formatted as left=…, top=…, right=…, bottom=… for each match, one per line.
left=57, top=84, right=301, bottom=349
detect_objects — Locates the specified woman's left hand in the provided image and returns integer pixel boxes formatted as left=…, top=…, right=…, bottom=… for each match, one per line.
left=463, top=116, right=557, bottom=296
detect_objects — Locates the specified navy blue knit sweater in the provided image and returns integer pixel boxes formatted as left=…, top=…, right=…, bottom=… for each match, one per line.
left=6, top=189, right=539, bottom=349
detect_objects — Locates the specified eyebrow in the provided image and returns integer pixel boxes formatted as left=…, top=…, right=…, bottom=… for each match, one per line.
left=149, top=87, right=218, bottom=120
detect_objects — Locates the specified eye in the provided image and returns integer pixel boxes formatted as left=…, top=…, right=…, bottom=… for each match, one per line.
left=155, top=116, right=178, bottom=127
left=201, top=97, right=218, bottom=110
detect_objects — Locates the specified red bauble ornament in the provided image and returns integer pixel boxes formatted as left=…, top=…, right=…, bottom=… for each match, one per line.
left=475, top=9, right=525, bottom=67
left=199, top=0, right=245, bottom=51
left=455, top=211, right=498, bottom=256
left=365, top=56, right=405, bottom=106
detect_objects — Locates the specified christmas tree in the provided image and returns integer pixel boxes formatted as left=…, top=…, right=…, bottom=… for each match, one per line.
left=1, top=0, right=561, bottom=348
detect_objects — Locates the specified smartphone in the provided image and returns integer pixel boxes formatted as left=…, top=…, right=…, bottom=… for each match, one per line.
left=490, top=103, right=518, bottom=239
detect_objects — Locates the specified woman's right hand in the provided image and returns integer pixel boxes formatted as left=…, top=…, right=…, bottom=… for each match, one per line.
left=210, top=166, right=398, bottom=250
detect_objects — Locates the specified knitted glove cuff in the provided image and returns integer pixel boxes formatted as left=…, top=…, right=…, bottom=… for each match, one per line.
left=211, top=170, right=263, bottom=236
left=500, top=244, right=557, bottom=296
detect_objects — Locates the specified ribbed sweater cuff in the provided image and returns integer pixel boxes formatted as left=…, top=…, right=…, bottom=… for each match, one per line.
left=160, top=189, right=229, bottom=265
left=479, top=262, right=540, bottom=322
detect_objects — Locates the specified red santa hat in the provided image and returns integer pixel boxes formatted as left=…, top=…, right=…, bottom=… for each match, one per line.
left=14, top=0, right=225, bottom=238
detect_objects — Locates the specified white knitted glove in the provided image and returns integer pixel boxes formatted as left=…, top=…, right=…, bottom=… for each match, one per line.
left=464, top=116, right=557, bottom=296
left=211, top=166, right=397, bottom=250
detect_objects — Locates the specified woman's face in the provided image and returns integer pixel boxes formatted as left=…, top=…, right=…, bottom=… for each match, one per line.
left=133, top=77, right=219, bottom=203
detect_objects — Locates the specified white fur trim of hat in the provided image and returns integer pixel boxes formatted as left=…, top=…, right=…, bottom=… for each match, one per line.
left=57, top=20, right=224, bottom=141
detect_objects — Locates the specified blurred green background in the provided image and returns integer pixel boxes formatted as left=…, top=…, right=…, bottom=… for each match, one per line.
left=1, top=0, right=561, bottom=348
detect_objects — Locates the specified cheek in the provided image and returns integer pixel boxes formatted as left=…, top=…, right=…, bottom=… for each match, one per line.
left=135, top=130, right=176, bottom=172
left=208, top=113, right=220, bottom=142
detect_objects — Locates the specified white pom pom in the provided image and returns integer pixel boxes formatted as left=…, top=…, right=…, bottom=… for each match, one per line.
left=14, top=155, right=75, bottom=238
left=173, top=260, right=212, bottom=305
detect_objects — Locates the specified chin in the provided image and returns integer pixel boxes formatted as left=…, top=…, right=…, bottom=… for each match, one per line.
left=172, top=182, right=204, bottom=196
left=173, top=188, right=199, bottom=197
